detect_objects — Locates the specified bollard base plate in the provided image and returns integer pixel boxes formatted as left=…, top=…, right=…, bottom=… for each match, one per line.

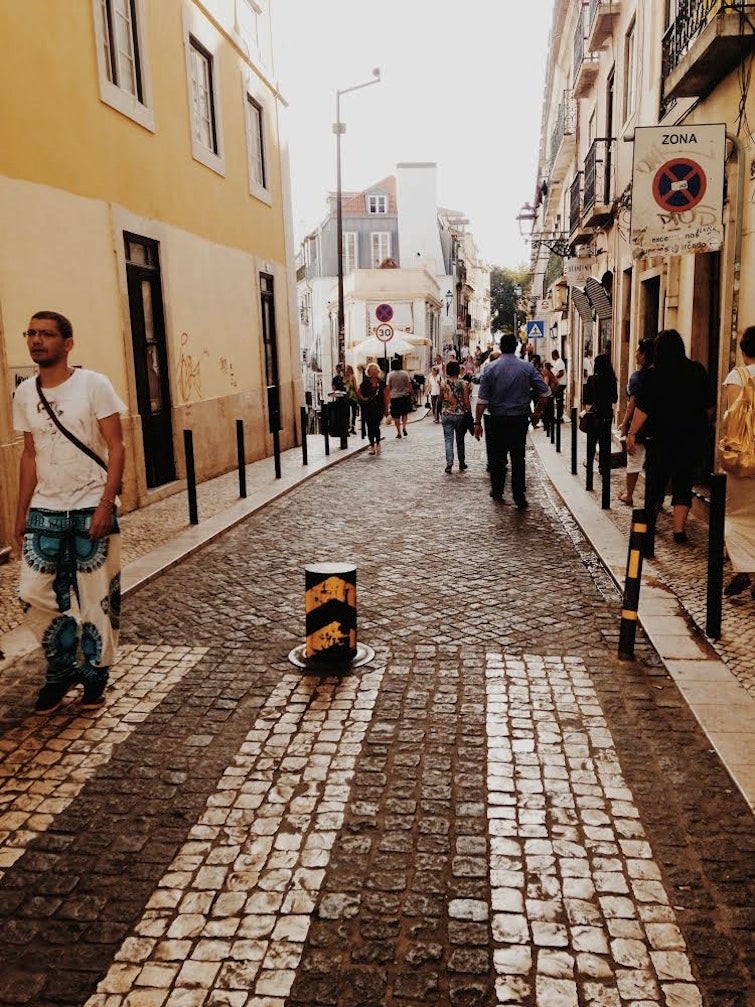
left=287, top=642, right=375, bottom=673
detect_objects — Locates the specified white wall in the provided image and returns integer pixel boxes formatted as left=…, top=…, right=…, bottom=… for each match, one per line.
left=396, top=163, right=446, bottom=275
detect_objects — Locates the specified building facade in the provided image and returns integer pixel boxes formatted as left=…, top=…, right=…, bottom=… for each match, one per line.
left=297, top=162, right=491, bottom=402
left=527, top=0, right=755, bottom=454
left=0, top=0, right=301, bottom=551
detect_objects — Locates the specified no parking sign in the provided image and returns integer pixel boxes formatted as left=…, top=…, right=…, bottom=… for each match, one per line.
left=630, top=124, right=725, bottom=257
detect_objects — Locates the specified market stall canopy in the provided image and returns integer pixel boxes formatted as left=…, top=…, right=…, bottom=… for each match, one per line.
left=352, top=332, right=415, bottom=358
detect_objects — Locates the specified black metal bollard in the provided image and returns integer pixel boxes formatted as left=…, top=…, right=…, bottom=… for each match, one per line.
left=273, top=429, right=281, bottom=479
left=236, top=419, right=247, bottom=499
left=183, top=429, right=198, bottom=525
left=555, top=414, right=562, bottom=453
left=706, top=473, right=727, bottom=639
left=322, top=403, right=330, bottom=456
left=600, top=423, right=611, bottom=509
left=571, top=407, right=578, bottom=475
left=618, top=508, right=648, bottom=660
left=585, top=433, right=594, bottom=492
left=550, top=415, right=556, bottom=445
left=300, top=406, right=308, bottom=466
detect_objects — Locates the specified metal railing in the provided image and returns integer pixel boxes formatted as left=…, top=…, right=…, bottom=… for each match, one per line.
left=662, top=0, right=755, bottom=79
left=569, top=172, right=583, bottom=234
left=583, top=137, right=615, bottom=211
left=573, top=2, right=599, bottom=86
left=549, top=91, right=577, bottom=174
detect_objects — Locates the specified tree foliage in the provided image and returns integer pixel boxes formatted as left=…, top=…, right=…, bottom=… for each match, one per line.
left=490, top=266, right=531, bottom=334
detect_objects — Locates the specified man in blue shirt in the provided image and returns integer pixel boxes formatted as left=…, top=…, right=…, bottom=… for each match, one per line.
left=474, top=333, right=551, bottom=509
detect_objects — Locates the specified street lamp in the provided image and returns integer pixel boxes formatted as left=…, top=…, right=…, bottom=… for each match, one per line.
left=516, top=200, right=573, bottom=257
left=444, top=289, right=453, bottom=315
left=335, top=68, right=381, bottom=365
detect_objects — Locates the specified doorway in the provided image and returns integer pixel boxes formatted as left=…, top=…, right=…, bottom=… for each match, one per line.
left=124, top=233, right=176, bottom=488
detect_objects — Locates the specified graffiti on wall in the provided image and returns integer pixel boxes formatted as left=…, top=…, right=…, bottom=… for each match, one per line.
left=177, top=331, right=204, bottom=404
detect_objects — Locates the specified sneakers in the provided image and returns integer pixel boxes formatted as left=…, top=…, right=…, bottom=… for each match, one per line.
left=445, top=465, right=453, bottom=474
left=34, top=679, right=74, bottom=714
left=81, top=687, right=106, bottom=710
left=459, top=463, right=468, bottom=471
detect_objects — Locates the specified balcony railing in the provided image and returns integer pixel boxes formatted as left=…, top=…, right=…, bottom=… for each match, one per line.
left=573, top=2, right=600, bottom=96
left=662, top=0, right=755, bottom=110
left=587, top=0, right=621, bottom=51
left=569, top=173, right=583, bottom=235
left=583, top=137, right=615, bottom=214
left=549, top=91, right=577, bottom=178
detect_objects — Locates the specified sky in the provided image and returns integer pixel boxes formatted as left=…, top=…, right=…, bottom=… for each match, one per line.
left=272, top=0, right=554, bottom=270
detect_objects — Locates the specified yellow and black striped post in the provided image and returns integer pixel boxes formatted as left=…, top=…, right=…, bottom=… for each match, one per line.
left=305, top=562, right=357, bottom=664
left=618, top=508, right=647, bottom=660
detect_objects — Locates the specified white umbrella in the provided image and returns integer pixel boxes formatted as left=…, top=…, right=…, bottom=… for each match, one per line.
left=352, top=331, right=414, bottom=359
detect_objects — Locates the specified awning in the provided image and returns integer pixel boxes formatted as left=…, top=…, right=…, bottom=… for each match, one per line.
left=571, top=287, right=594, bottom=324
left=584, top=277, right=612, bottom=321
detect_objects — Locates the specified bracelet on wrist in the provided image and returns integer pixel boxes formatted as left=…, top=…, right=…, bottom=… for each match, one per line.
left=99, top=498, right=116, bottom=511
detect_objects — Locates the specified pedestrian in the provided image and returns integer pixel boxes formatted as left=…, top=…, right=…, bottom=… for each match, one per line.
left=440, top=359, right=470, bottom=474
left=344, top=364, right=359, bottom=434
left=721, top=325, right=755, bottom=597
left=331, top=363, right=345, bottom=392
left=583, top=351, right=618, bottom=477
left=551, top=348, right=567, bottom=422
left=474, top=332, right=551, bottom=509
left=357, top=362, right=388, bottom=455
left=627, top=329, right=714, bottom=544
left=386, top=359, right=414, bottom=438
left=618, top=338, right=655, bottom=505
left=427, top=365, right=443, bottom=423
left=541, top=361, right=559, bottom=433
left=13, top=310, right=126, bottom=713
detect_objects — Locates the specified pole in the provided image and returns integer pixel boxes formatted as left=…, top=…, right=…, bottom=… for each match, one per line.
left=618, top=508, right=647, bottom=660
left=300, top=406, right=308, bottom=466
left=571, top=406, right=578, bottom=474
left=600, top=423, right=611, bottom=509
left=236, top=419, right=247, bottom=498
left=323, top=403, right=330, bottom=456
left=706, top=473, right=727, bottom=639
left=183, top=429, right=198, bottom=526
left=335, top=92, right=345, bottom=366
left=555, top=412, right=561, bottom=453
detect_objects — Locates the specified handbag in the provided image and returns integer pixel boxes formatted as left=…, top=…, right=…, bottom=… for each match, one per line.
left=720, top=366, right=755, bottom=477
left=578, top=406, right=597, bottom=434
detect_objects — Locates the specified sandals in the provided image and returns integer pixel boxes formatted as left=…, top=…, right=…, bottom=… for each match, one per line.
left=618, top=492, right=633, bottom=506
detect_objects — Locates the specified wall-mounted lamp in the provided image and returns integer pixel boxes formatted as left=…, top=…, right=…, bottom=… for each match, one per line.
left=444, top=289, right=453, bottom=315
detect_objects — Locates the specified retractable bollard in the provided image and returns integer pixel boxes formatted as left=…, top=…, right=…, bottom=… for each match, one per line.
left=618, top=508, right=647, bottom=660
left=288, top=563, right=374, bottom=671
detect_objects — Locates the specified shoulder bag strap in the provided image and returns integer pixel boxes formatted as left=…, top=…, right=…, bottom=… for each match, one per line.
left=35, top=376, right=108, bottom=472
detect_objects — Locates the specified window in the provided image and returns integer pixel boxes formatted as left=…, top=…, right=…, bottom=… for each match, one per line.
left=189, top=38, right=217, bottom=154
left=623, top=20, right=636, bottom=122
left=244, top=92, right=270, bottom=203
left=367, top=194, right=388, bottom=214
left=183, top=11, right=225, bottom=176
left=371, top=232, right=391, bottom=266
left=343, top=232, right=358, bottom=273
left=93, top=0, right=154, bottom=130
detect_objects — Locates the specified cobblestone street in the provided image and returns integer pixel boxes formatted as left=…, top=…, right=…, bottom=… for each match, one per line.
left=0, top=419, right=752, bottom=1007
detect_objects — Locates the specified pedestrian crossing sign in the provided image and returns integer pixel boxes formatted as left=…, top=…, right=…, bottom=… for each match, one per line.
left=526, top=320, right=545, bottom=341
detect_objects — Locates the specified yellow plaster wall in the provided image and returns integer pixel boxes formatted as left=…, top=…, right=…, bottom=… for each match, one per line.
left=0, top=1, right=285, bottom=263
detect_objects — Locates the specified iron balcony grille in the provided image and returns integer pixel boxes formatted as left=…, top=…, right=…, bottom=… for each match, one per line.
left=569, top=172, right=583, bottom=235
left=573, top=2, right=599, bottom=87
left=549, top=91, right=577, bottom=174
left=583, top=137, right=615, bottom=212
left=662, top=0, right=755, bottom=79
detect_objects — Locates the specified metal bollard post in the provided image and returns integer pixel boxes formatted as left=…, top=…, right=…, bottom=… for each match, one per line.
left=642, top=451, right=656, bottom=558
left=555, top=414, right=562, bottom=453
left=706, top=473, right=727, bottom=639
left=571, top=407, right=578, bottom=475
left=550, top=415, right=556, bottom=445
left=585, top=435, right=594, bottom=492
left=300, top=406, right=308, bottom=466
left=236, top=419, right=247, bottom=499
left=287, top=563, right=374, bottom=671
left=273, top=429, right=281, bottom=479
left=322, top=403, right=330, bottom=456
left=183, top=429, right=198, bottom=525
left=600, top=424, right=611, bottom=509
left=618, top=508, right=648, bottom=660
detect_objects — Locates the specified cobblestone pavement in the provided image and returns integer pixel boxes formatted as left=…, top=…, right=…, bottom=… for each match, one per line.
left=0, top=419, right=752, bottom=1007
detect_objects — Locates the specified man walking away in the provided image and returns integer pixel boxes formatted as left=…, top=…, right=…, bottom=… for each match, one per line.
left=551, top=348, right=567, bottom=422
left=474, top=333, right=551, bottom=509
left=13, top=310, right=126, bottom=713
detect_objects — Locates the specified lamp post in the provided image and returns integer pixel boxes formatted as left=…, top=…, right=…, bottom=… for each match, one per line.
left=335, top=68, right=381, bottom=366
left=513, top=283, right=523, bottom=342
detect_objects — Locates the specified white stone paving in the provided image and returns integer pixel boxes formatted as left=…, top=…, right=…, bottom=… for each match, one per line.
left=0, top=645, right=207, bottom=878
left=485, top=653, right=703, bottom=1007
left=85, top=666, right=385, bottom=1007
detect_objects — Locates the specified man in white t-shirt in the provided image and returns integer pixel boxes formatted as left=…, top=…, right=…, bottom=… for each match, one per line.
left=551, top=349, right=567, bottom=421
left=13, top=311, right=126, bottom=713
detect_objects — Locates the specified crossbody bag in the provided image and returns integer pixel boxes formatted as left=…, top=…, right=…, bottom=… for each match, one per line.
left=36, top=376, right=108, bottom=473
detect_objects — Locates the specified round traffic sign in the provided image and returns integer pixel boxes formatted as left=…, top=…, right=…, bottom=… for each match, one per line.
left=375, top=303, right=394, bottom=323
left=376, top=323, right=394, bottom=343
left=652, top=158, right=707, bottom=212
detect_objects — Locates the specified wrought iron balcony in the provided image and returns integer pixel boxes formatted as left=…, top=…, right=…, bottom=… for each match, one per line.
left=587, top=0, right=621, bottom=51
left=583, top=137, right=616, bottom=227
left=573, top=3, right=600, bottom=97
left=662, top=0, right=755, bottom=103
left=549, top=91, right=577, bottom=183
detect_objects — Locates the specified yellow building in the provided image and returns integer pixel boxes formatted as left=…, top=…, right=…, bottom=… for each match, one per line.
left=0, top=0, right=301, bottom=550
